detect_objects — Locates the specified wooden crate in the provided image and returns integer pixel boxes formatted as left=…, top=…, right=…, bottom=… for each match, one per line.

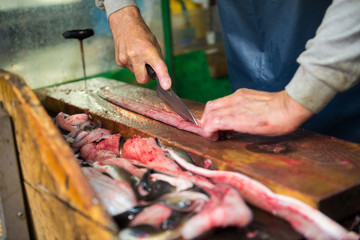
left=0, top=70, right=118, bottom=240
left=2, top=70, right=360, bottom=239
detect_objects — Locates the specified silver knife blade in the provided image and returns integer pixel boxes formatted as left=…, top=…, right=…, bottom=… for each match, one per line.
left=146, top=64, right=199, bottom=125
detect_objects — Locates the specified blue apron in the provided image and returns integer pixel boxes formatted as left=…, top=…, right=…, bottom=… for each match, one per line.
left=217, top=0, right=360, bottom=143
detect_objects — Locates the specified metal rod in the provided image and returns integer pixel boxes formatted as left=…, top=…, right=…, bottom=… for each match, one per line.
left=79, top=40, right=87, bottom=91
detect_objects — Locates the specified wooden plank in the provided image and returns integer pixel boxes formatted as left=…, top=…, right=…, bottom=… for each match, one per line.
left=0, top=70, right=118, bottom=239
left=36, top=77, right=360, bottom=220
left=24, top=182, right=115, bottom=240
left=0, top=108, right=30, bottom=240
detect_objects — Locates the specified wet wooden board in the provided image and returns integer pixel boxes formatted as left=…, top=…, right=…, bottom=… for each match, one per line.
left=0, top=71, right=303, bottom=240
left=36, top=77, right=360, bottom=221
left=0, top=71, right=118, bottom=240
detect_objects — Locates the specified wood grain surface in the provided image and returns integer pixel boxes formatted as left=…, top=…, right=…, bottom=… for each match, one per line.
left=36, top=77, right=360, bottom=221
left=0, top=71, right=118, bottom=240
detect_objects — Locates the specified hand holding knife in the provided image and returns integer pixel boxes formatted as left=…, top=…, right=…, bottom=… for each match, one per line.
left=145, top=64, right=199, bottom=125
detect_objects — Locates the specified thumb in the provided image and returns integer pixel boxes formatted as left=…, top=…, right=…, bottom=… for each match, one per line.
left=150, top=61, right=172, bottom=90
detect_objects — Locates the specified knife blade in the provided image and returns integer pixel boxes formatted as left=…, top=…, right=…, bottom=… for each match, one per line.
left=145, top=64, right=199, bottom=125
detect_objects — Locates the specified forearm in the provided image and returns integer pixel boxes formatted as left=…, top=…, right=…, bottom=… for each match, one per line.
left=95, top=0, right=138, bottom=18
left=286, top=0, right=360, bottom=113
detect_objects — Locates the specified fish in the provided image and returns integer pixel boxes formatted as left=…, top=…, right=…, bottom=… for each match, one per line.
left=99, top=87, right=218, bottom=140
left=113, top=205, right=146, bottom=229
left=54, top=112, right=77, bottom=132
left=136, top=170, right=176, bottom=201
left=119, top=224, right=182, bottom=240
left=64, top=113, right=89, bottom=126
left=71, top=128, right=111, bottom=148
left=128, top=203, right=173, bottom=228
left=158, top=190, right=209, bottom=213
left=81, top=167, right=137, bottom=216
left=121, top=137, right=182, bottom=173
left=96, top=134, right=121, bottom=155
left=165, top=148, right=360, bottom=240
left=150, top=173, right=193, bottom=192
left=181, top=184, right=252, bottom=239
left=121, top=137, right=214, bottom=189
left=80, top=143, right=118, bottom=163
left=54, top=112, right=91, bottom=132
left=155, top=138, right=195, bottom=165
left=93, top=162, right=137, bottom=185
left=99, top=158, right=147, bottom=179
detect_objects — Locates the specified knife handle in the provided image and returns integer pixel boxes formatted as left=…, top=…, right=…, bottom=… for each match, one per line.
left=145, top=64, right=157, bottom=80
left=63, top=29, right=94, bottom=41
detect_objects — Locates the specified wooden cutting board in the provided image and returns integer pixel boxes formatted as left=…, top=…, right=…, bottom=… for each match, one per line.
left=36, top=77, right=360, bottom=221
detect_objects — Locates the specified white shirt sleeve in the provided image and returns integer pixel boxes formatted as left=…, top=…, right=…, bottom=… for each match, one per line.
left=285, top=0, right=360, bottom=113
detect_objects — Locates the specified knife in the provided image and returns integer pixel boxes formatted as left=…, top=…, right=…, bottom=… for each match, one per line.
left=145, top=64, right=199, bottom=125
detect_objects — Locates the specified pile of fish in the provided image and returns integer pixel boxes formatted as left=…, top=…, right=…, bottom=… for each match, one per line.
left=54, top=112, right=359, bottom=240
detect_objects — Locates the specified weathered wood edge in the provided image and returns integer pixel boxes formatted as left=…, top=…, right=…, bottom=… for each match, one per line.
left=0, top=70, right=118, bottom=239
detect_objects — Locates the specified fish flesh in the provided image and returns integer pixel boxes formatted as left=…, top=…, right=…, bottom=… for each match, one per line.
left=54, top=112, right=78, bottom=132
left=121, top=137, right=214, bottom=189
left=71, top=128, right=111, bottom=149
left=99, top=87, right=218, bottom=140
left=121, top=137, right=182, bottom=173
left=128, top=203, right=173, bottom=228
left=64, top=113, right=89, bottom=126
left=119, top=224, right=182, bottom=240
left=80, top=143, right=118, bottom=162
left=150, top=173, right=193, bottom=192
left=158, top=190, right=209, bottom=213
left=57, top=112, right=359, bottom=240
left=165, top=149, right=360, bottom=240
left=81, top=167, right=137, bottom=216
left=181, top=184, right=252, bottom=239
left=99, top=158, right=147, bottom=179
left=96, top=134, right=121, bottom=155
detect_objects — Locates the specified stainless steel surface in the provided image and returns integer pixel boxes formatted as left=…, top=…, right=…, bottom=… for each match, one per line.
left=145, top=64, right=198, bottom=125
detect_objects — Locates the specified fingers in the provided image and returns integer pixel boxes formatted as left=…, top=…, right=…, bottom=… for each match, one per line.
left=200, top=89, right=311, bottom=137
left=151, top=61, right=171, bottom=90
left=200, top=104, right=246, bottom=135
left=108, top=6, right=172, bottom=88
left=133, top=63, right=151, bottom=84
left=132, top=60, right=171, bottom=88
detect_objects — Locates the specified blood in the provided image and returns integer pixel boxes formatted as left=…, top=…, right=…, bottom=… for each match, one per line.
left=121, top=137, right=182, bottom=173
left=96, top=134, right=120, bottom=155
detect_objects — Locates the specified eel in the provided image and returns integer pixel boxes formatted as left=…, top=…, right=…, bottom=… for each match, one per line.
left=165, top=149, right=360, bottom=240
left=81, top=167, right=137, bottom=216
left=80, top=143, right=118, bottom=162
left=64, top=113, right=89, bottom=126
left=181, top=184, right=252, bottom=239
left=71, top=128, right=111, bottom=148
left=121, top=137, right=214, bottom=189
left=54, top=112, right=89, bottom=132
left=99, top=158, right=147, bottom=179
left=128, top=203, right=173, bottom=228
left=96, top=134, right=121, bottom=155
left=121, top=136, right=183, bottom=173
left=99, top=87, right=217, bottom=140
left=54, top=112, right=77, bottom=132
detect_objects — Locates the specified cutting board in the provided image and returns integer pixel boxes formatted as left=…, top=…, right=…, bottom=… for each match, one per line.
left=36, top=77, right=360, bottom=221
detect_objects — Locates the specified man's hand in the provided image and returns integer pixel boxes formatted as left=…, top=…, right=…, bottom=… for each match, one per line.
left=200, top=89, right=314, bottom=137
left=108, top=6, right=171, bottom=90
